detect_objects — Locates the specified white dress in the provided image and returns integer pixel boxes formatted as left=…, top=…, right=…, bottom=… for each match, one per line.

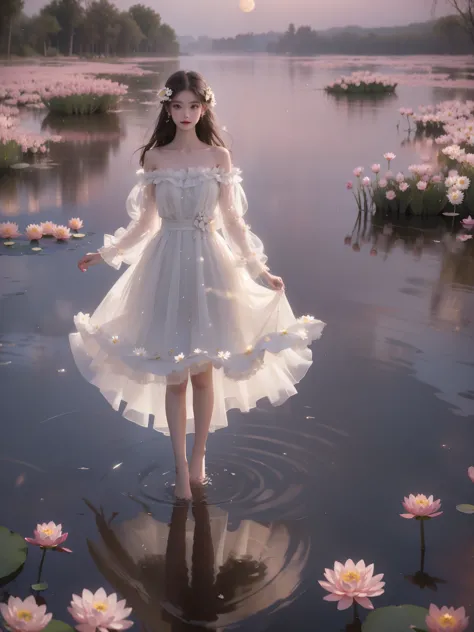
left=69, top=166, right=326, bottom=434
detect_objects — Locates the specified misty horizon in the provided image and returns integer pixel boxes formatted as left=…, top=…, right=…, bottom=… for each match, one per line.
left=23, top=0, right=453, bottom=39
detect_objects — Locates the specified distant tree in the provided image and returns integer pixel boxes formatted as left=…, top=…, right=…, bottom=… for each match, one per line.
left=433, top=0, right=474, bottom=46
left=42, top=0, right=83, bottom=55
left=128, top=3, right=160, bottom=52
left=83, top=0, right=120, bottom=54
left=0, top=0, right=24, bottom=58
left=116, top=12, right=144, bottom=54
left=33, top=11, right=61, bottom=55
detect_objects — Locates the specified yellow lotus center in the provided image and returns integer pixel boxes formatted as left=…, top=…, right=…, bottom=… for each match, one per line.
left=93, top=602, right=108, bottom=613
left=415, top=498, right=429, bottom=507
left=41, top=528, right=54, bottom=536
left=438, top=614, right=455, bottom=627
left=341, top=570, right=360, bottom=582
left=17, top=610, right=33, bottom=621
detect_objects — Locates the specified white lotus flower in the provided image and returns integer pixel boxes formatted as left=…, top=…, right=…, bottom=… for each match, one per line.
left=133, top=347, right=146, bottom=356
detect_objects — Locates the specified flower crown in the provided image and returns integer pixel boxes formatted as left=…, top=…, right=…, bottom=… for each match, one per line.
left=157, top=85, right=216, bottom=107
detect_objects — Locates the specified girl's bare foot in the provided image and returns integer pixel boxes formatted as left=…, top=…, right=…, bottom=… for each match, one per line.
left=189, top=450, right=206, bottom=484
left=174, top=463, right=192, bottom=500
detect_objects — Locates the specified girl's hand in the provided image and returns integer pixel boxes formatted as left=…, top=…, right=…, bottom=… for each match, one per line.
left=261, top=270, right=285, bottom=292
left=78, top=252, right=102, bottom=272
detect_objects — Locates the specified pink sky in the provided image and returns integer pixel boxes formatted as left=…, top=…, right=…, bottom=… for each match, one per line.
left=25, top=0, right=452, bottom=37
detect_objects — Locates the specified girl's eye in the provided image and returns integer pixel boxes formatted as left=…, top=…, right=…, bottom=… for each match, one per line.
left=191, top=105, right=199, bottom=109
left=172, top=104, right=181, bottom=109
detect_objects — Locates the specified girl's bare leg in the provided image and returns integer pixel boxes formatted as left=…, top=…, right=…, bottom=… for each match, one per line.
left=189, top=363, right=214, bottom=484
left=165, top=377, right=192, bottom=500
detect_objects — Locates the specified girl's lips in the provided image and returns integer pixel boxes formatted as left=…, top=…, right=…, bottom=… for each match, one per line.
left=181, top=121, right=191, bottom=125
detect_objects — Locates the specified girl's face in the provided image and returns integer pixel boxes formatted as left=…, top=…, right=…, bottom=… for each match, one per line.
left=168, top=90, right=206, bottom=131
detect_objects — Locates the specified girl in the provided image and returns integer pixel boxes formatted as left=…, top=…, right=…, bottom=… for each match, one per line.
left=69, top=70, right=325, bottom=500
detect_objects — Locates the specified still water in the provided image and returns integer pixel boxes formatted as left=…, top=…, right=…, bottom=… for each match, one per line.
left=1, top=55, right=474, bottom=629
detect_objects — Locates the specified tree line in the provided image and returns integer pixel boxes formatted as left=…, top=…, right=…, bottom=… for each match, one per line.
left=212, top=16, right=474, bottom=55
left=0, top=0, right=179, bottom=58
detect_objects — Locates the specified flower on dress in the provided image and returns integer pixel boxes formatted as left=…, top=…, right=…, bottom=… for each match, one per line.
left=244, top=345, right=253, bottom=354
left=400, top=494, right=443, bottom=519
left=297, top=329, right=309, bottom=340
left=25, top=522, right=72, bottom=552
left=425, top=605, right=469, bottom=632
left=319, top=559, right=385, bottom=611
left=174, top=353, right=185, bottom=363
left=280, top=328, right=288, bottom=335
left=0, top=595, right=52, bottom=632
left=133, top=347, right=146, bottom=356
left=68, top=588, right=133, bottom=632
left=301, top=314, right=315, bottom=323
left=217, top=350, right=231, bottom=360
left=25, top=224, right=43, bottom=241
left=194, top=211, right=213, bottom=232
left=193, top=348, right=203, bottom=354
left=76, top=312, right=90, bottom=327
left=0, top=221, right=20, bottom=239
left=111, top=336, right=119, bottom=344
left=158, top=87, right=173, bottom=103
left=68, top=217, right=84, bottom=231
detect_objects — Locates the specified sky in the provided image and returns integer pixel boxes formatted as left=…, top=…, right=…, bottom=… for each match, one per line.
left=24, top=0, right=453, bottom=38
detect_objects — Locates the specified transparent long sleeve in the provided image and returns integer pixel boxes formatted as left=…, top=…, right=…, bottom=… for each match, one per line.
left=217, top=170, right=270, bottom=279
left=98, top=169, right=161, bottom=270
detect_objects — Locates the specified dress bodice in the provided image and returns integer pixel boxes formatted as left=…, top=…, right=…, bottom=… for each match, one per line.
left=138, top=167, right=242, bottom=224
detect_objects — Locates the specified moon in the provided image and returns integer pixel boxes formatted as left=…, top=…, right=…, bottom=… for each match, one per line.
left=239, top=0, right=255, bottom=12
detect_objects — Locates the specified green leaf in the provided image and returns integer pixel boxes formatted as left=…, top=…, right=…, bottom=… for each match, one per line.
left=31, top=581, right=49, bottom=591
left=43, top=621, right=75, bottom=632
left=456, top=503, right=474, bottom=514
left=362, top=605, right=429, bottom=632
left=0, top=525, right=27, bottom=582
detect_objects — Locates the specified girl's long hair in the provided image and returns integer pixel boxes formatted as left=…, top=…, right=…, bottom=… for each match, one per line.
left=139, top=70, right=227, bottom=166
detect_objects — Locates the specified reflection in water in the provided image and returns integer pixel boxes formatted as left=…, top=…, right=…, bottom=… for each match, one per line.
left=86, top=492, right=309, bottom=630
left=0, top=113, right=125, bottom=216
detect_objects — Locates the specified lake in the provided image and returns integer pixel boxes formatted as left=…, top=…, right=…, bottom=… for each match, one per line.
left=1, top=55, right=474, bottom=630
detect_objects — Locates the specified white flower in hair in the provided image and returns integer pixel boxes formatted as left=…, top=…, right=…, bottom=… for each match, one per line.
left=204, top=86, right=216, bottom=107
left=158, top=87, right=173, bottom=103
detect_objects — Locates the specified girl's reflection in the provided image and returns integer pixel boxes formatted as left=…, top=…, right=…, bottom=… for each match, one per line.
left=86, top=489, right=308, bottom=630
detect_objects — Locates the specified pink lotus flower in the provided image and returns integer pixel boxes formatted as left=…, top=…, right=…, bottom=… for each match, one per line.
left=68, top=588, right=133, bottom=632
left=68, top=217, right=84, bottom=231
left=378, top=178, right=388, bottom=188
left=384, top=152, right=396, bottom=162
left=0, top=221, right=20, bottom=239
left=319, top=559, right=385, bottom=611
left=40, top=221, right=56, bottom=236
left=0, top=595, right=52, bottom=632
left=371, top=163, right=381, bottom=173
left=417, top=181, right=428, bottom=191
left=432, top=175, right=442, bottom=183
left=25, top=521, right=72, bottom=552
left=396, top=172, right=405, bottom=183
left=362, top=176, right=371, bottom=187
left=53, top=225, right=71, bottom=241
left=426, top=604, right=469, bottom=632
left=401, top=494, right=443, bottom=519
left=457, top=234, right=472, bottom=242
left=468, top=466, right=474, bottom=482
left=25, top=224, right=43, bottom=241
left=353, top=167, right=364, bottom=177
left=386, top=190, right=396, bottom=200
left=346, top=181, right=353, bottom=190
left=462, top=215, right=474, bottom=227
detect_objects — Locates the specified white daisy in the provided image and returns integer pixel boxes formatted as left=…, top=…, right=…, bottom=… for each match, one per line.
left=448, top=189, right=464, bottom=205
left=174, top=353, right=185, bottom=363
left=301, top=314, right=315, bottom=323
left=133, top=347, right=146, bottom=356
left=193, top=348, right=203, bottom=354
left=111, top=335, right=119, bottom=344
left=456, top=176, right=471, bottom=190
left=217, top=350, right=231, bottom=360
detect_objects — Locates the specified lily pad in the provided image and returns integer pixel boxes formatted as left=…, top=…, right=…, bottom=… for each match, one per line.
left=32, top=581, right=49, bottom=591
left=0, top=525, right=28, bottom=582
left=43, top=621, right=75, bottom=632
left=362, top=605, right=428, bottom=632
left=31, top=247, right=43, bottom=252
left=72, top=233, right=85, bottom=238
left=456, top=503, right=474, bottom=514
left=3, top=241, right=15, bottom=246
left=9, top=162, right=31, bottom=169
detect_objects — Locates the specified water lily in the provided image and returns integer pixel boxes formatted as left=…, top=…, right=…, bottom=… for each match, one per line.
left=68, top=217, right=84, bottom=231
left=425, top=605, right=469, bottom=632
left=362, top=176, right=371, bottom=187
left=371, top=163, right=381, bottom=173
left=378, top=178, right=388, bottom=188
left=383, top=152, right=396, bottom=163
left=468, top=466, right=474, bottom=482
left=25, top=224, right=43, bottom=241
left=353, top=167, right=364, bottom=177
left=319, top=559, right=385, bottom=611
left=386, top=190, right=396, bottom=200
left=25, top=521, right=72, bottom=552
left=0, top=596, right=52, bottom=632
left=399, top=182, right=410, bottom=192
left=396, top=172, right=405, bottom=183
left=462, top=215, right=474, bottom=227
left=456, top=234, right=472, bottom=242
left=401, top=494, right=443, bottom=519
left=417, top=181, right=428, bottom=191
left=53, top=225, right=71, bottom=241
left=346, top=181, right=353, bottom=190
left=68, top=588, right=133, bottom=632
left=40, top=221, right=56, bottom=236
left=0, top=221, right=20, bottom=239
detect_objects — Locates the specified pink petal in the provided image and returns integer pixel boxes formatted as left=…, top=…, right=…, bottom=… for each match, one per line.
left=337, top=596, right=354, bottom=610
left=25, top=537, right=41, bottom=545
left=400, top=513, right=415, bottom=519
left=355, top=596, right=374, bottom=609
left=319, top=580, right=334, bottom=591
left=429, top=511, right=443, bottom=518
left=323, top=594, right=342, bottom=602
left=56, top=546, right=73, bottom=553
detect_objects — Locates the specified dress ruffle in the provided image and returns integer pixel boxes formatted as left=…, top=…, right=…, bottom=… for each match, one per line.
left=137, top=166, right=243, bottom=188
